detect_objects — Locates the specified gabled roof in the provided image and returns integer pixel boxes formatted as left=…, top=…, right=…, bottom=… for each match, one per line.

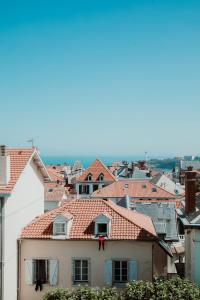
left=92, top=180, right=176, bottom=199
left=21, top=199, right=157, bottom=240
left=46, top=165, right=65, bottom=182
left=77, top=159, right=116, bottom=183
left=45, top=182, right=69, bottom=202
left=0, top=148, right=50, bottom=195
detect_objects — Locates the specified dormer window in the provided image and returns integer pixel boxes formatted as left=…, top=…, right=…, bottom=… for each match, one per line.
left=87, top=173, right=92, bottom=181
left=152, top=187, right=157, bottom=192
left=98, top=173, right=104, bottom=181
left=54, top=222, right=66, bottom=235
left=94, top=213, right=111, bottom=237
left=53, top=212, right=73, bottom=238
left=97, top=223, right=108, bottom=235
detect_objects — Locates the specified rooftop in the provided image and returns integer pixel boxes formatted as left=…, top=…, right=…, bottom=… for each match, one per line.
left=21, top=199, right=157, bottom=240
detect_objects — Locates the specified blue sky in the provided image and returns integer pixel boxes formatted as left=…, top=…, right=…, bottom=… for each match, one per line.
left=0, top=0, right=200, bottom=156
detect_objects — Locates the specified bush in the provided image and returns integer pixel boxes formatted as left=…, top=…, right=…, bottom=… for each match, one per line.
left=71, top=285, right=98, bottom=300
left=97, top=286, right=120, bottom=300
left=123, top=280, right=154, bottom=300
left=43, top=277, right=200, bottom=300
left=42, top=287, right=72, bottom=300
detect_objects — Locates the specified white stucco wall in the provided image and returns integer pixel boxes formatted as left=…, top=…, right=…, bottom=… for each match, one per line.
left=3, top=159, right=45, bottom=300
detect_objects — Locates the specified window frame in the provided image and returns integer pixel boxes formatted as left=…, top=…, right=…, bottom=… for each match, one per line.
left=72, top=258, right=90, bottom=284
left=33, top=259, right=49, bottom=284
left=112, top=260, right=128, bottom=283
left=54, top=222, right=66, bottom=235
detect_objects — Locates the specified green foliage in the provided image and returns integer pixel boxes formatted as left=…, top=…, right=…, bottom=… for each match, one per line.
left=71, top=285, right=98, bottom=300
left=123, top=280, right=154, bottom=300
left=42, top=287, right=72, bottom=300
left=43, top=277, right=200, bottom=300
left=97, top=286, right=120, bottom=300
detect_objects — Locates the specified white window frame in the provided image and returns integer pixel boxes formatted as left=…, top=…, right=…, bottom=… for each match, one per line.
left=54, top=222, right=66, bottom=235
left=72, top=258, right=90, bottom=284
left=112, top=260, right=128, bottom=283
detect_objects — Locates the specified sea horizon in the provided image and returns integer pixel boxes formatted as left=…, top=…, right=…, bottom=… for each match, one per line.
left=41, top=154, right=173, bottom=168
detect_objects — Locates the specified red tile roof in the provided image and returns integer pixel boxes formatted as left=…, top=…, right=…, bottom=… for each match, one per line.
left=92, top=180, right=176, bottom=199
left=77, top=159, right=116, bottom=182
left=46, top=166, right=65, bottom=182
left=0, top=148, right=35, bottom=194
left=45, top=182, right=69, bottom=202
left=21, top=199, right=157, bottom=240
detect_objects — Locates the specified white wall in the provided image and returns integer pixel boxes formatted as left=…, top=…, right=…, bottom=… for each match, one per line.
left=3, top=159, right=44, bottom=300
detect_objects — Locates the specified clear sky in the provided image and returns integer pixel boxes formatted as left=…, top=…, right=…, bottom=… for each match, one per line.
left=0, top=0, right=200, bottom=156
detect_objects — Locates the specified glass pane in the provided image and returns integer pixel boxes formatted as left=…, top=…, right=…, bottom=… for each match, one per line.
left=35, top=260, right=47, bottom=282
left=75, top=274, right=81, bottom=281
left=122, top=274, right=128, bottom=281
left=114, top=261, right=120, bottom=269
left=122, top=261, right=127, bottom=269
left=75, top=260, right=81, bottom=268
left=114, top=275, right=120, bottom=281
left=82, top=274, right=88, bottom=281
left=82, top=260, right=88, bottom=268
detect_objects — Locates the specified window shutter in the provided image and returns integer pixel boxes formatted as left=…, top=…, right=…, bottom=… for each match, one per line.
left=129, top=260, right=137, bottom=281
left=49, top=259, right=59, bottom=285
left=25, top=259, right=34, bottom=285
left=105, top=259, right=112, bottom=285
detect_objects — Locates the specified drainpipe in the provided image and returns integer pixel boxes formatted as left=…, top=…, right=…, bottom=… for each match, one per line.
left=17, top=240, right=21, bottom=300
left=0, top=197, right=5, bottom=300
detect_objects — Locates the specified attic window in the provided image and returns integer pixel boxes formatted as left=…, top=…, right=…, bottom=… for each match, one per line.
left=142, top=184, right=147, bottom=188
left=53, top=214, right=73, bottom=237
left=48, top=189, right=53, bottom=192
left=94, top=213, right=111, bottom=237
left=54, top=223, right=66, bottom=235
left=98, top=174, right=104, bottom=181
left=87, top=174, right=92, bottom=181
left=124, top=184, right=129, bottom=188
left=152, top=188, right=157, bottom=192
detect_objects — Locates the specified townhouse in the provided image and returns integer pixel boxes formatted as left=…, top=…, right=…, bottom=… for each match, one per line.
left=0, top=145, right=50, bottom=300
left=19, top=199, right=169, bottom=300
left=76, top=159, right=116, bottom=197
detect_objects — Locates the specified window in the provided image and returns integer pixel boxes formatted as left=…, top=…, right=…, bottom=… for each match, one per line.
left=73, top=259, right=89, bottom=283
left=98, top=174, right=104, bottom=181
left=87, top=174, right=92, bottom=181
left=93, top=184, right=99, bottom=192
left=152, top=187, right=157, bottom=192
left=142, top=184, right=147, bottom=188
left=54, top=222, right=66, bottom=235
left=34, top=259, right=49, bottom=283
left=124, top=183, right=129, bottom=188
left=113, top=260, right=128, bottom=283
left=97, top=223, right=107, bottom=235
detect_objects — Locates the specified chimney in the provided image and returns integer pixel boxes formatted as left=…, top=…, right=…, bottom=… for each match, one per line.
left=0, top=145, right=10, bottom=185
left=185, top=166, right=196, bottom=215
left=125, top=194, right=130, bottom=210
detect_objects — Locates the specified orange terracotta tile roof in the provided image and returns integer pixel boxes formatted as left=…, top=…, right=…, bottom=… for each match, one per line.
left=46, top=166, right=65, bottom=182
left=0, top=148, right=35, bottom=194
left=77, top=159, right=116, bottom=182
left=21, top=199, right=157, bottom=240
left=45, top=182, right=69, bottom=202
left=92, top=180, right=176, bottom=199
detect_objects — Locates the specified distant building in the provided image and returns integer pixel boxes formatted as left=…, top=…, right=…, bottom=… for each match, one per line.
left=44, top=182, right=69, bottom=212
left=92, top=179, right=177, bottom=205
left=150, top=173, right=185, bottom=196
left=178, top=169, right=200, bottom=284
left=19, top=199, right=170, bottom=299
left=76, top=159, right=116, bottom=197
left=0, top=145, right=50, bottom=300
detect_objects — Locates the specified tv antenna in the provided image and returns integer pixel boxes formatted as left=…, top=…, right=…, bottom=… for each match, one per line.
left=27, top=138, right=34, bottom=148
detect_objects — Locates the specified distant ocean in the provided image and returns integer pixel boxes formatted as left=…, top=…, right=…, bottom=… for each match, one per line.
left=41, top=155, right=168, bottom=168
